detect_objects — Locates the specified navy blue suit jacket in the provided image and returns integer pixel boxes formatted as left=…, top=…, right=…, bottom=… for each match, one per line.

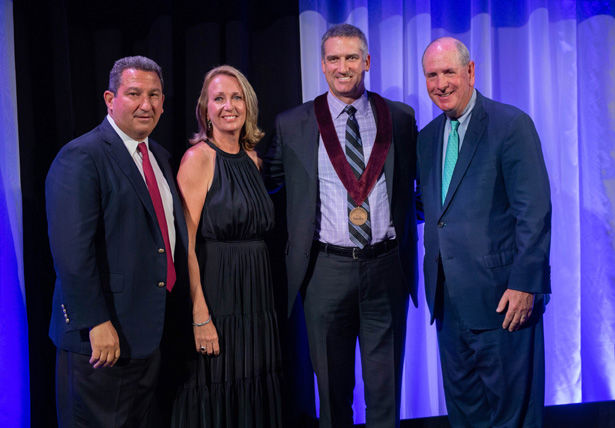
left=418, top=91, right=551, bottom=329
left=266, top=92, right=420, bottom=316
left=46, top=118, right=188, bottom=358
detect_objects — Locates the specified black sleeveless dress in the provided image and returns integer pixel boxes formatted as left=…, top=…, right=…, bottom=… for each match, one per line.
left=171, top=140, right=283, bottom=428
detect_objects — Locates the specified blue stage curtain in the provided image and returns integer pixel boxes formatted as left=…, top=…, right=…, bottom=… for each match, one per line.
left=0, top=1, right=30, bottom=427
left=299, top=0, right=615, bottom=422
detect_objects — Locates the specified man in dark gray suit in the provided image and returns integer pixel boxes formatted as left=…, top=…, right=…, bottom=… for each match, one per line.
left=266, top=24, right=419, bottom=428
left=418, top=37, right=551, bottom=427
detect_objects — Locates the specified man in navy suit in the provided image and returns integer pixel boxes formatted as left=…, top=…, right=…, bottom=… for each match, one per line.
left=266, top=24, right=419, bottom=428
left=46, top=56, right=187, bottom=428
left=418, top=37, right=551, bottom=427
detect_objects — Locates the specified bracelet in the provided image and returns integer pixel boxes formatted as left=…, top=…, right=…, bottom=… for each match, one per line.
left=192, top=316, right=211, bottom=327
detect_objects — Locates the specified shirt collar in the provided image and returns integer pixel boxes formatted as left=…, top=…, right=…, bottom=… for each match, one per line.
left=327, top=90, right=369, bottom=119
left=447, top=89, right=476, bottom=127
left=106, top=115, right=149, bottom=155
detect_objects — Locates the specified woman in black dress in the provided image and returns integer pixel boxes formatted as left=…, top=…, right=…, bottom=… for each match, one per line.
left=172, top=65, right=282, bottom=427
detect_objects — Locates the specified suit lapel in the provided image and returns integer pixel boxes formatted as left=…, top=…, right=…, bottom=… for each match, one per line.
left=149, top=142, right=173, bottom=193
left=376, top=97, right=395, bottom=204
left=440, top=94, right=487, bottom=215
left=296, top=105, right=319, bottom=181
left=363, top=94, right=396, bottom=207
left=429, top=115, right=446, bottom=216
left=100, top=119, right=158, bottom=222
left=150, top=142, right=189, bottom=247
left=384, top=136, right=394, bottom=204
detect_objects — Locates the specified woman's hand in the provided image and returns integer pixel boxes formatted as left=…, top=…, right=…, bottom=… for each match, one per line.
left=193, top=318, right=220, bottom=356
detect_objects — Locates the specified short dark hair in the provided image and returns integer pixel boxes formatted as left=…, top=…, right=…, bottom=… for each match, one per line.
left=321, top=23, right=368, bottom=59
left=108, top=56, right=163, bottom=94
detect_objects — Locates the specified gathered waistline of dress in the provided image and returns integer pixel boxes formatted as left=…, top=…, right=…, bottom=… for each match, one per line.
left=204, top=238, right=265, bottom=245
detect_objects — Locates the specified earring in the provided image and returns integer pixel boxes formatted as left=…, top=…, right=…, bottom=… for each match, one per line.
left=207, top=118, right=212, bottom=131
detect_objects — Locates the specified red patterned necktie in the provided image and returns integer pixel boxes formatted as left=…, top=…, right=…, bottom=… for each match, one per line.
left=137, top=142, right=175, bottom=291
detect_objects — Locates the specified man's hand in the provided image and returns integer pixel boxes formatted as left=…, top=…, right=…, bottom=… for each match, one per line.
left=496, top=289, right=535, bottom=332
left=89, top=320, right=120, bottom=368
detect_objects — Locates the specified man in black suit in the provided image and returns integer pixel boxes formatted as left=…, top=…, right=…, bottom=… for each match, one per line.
left=265, top=24, right=419, bottom=428
left=46, top=56, right=187, bottom=428
left=418, top=37, right=551, bottom=427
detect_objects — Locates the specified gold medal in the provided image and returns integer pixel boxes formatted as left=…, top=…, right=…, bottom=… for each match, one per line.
left=349, top=206, right=368, bottom=226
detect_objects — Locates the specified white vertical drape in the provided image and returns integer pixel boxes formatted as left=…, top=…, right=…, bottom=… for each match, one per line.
left=0, top=0, right=30, bottom=426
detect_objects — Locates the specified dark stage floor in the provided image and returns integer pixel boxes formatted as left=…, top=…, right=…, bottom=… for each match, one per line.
left=354, top=400, right=615, bottom=428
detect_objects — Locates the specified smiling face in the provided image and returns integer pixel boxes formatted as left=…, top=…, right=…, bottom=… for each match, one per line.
left=206, top=74, right=246, bottom=140
left=104, top=68, right=164, bottom=141
left=321, top=36, right=370, bottom=104
left=423, top=38, right=475, bottom=119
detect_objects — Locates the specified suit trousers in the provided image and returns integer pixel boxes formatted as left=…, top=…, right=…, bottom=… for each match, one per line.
left=55, top=348, right=161, bottom=428
left=303, top=245, right=409, bottom=428
left=436, top=281, right=545, bottom=428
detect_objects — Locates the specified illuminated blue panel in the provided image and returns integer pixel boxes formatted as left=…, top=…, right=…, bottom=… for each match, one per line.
left=0, top=178, right=30, bottom=428
left=0, top=1, right=31, bottom=426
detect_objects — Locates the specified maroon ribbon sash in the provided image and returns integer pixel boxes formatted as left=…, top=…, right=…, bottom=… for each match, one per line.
left=314, top=91, right=393, bottom=206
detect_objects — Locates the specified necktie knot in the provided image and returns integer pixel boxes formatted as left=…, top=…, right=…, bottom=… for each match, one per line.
left=137, top=142, right=147, bottom=156
left=344, top=105, right=357, bottom=118
left=450, top=119, right=460, bottom=132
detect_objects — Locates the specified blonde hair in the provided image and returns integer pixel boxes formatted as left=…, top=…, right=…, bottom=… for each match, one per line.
left=191, top=65, right=264, bottom=150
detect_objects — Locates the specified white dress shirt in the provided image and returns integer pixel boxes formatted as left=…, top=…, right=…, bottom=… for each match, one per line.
left=106, top=115, right=176, bottom=258
left=441, top=89, right=477, bottom=170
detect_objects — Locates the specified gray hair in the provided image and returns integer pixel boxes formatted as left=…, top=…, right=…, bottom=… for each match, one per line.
left=321, top=23, right=368, bottom=59
left=108, top=56, right=163, bottom=94
left=421, top=37, right=471, bottom=72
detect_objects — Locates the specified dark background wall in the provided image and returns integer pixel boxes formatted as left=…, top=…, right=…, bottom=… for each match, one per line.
left=14, top=1, right=308, bottom=426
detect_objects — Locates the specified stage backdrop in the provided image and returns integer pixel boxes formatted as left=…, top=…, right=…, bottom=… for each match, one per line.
left=2, top=1, right=614, bottom=426
left=0, top=1, right=30, bottom=427
left=299, top=0, right=615, bottom=423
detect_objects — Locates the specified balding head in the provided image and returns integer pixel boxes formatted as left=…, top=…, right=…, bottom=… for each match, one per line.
left=422, top=37, right=475, bottom=119
left=422, top=37, right=470, bottom=73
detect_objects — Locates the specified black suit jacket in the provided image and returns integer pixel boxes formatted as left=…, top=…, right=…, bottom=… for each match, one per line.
left=46, top=118, right=188, bottom=358
left=266, top=92, right=420, bottom=315
left=418, top=91, right=551, bottom=329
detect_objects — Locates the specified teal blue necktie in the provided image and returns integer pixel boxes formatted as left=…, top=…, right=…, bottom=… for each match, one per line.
left=442, top=120, right=460, bottom=205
